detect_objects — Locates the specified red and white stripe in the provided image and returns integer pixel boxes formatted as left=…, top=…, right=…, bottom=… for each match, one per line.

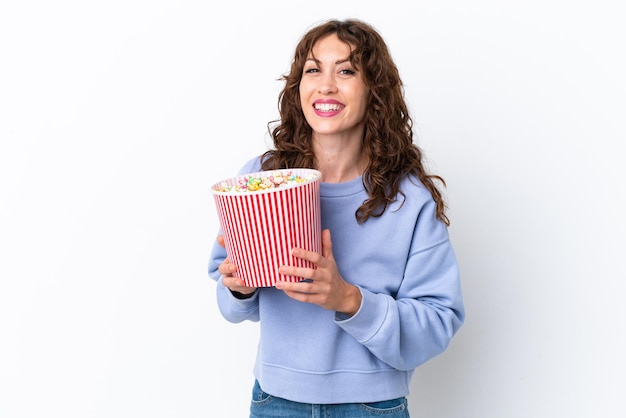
left=212, top=170, right=321, bottom=287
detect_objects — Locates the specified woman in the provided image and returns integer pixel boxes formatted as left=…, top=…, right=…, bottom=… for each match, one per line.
left=209, top=18, right=465, bottom=417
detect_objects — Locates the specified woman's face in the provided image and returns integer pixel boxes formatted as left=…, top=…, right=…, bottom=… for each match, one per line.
left=299, top=34, right=369, bottom=138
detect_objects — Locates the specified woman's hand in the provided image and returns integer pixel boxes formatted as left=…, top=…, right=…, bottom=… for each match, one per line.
left=217, top=236, right=257, bottom=297
left=276, top=229, right=362, bottom=316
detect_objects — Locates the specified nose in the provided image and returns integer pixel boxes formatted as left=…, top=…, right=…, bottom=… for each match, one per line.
left=317, top=72, right=337, bottom=95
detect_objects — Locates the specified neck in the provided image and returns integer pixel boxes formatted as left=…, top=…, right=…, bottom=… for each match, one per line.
left=313, top=136, right=367, bottom=183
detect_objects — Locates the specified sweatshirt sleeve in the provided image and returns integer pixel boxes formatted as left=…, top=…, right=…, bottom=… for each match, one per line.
left=207, top=156, right=263, bottom=323
left=208, top=236, right=260, bottom=323
left=334, top=198, right=465, bottom=370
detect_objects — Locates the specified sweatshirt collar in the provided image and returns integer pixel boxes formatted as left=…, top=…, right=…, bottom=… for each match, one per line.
left=320, top=175, right=364, bottom=197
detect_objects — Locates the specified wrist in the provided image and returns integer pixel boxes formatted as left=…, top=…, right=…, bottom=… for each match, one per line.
left=338, top=285, right=362, bottom=317
left=231, top=290, right=256, bottom=299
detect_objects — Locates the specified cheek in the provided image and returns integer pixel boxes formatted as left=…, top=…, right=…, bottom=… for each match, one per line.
left=353, top=92, right=369, bottom=119
left=299, top=81, right=312, bottom=98
left=298, top=88, right=305, bottom=107
left=358, top=91, right=370, bottom=115
left=299, top=84, right=313, bottom=110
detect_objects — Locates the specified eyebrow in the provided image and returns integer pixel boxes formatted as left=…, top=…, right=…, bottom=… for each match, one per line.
left=306, top=57, right=352, bottom=65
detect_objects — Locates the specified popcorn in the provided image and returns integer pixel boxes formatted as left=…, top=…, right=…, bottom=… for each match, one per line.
left=216, top=171, right=314, bottom=193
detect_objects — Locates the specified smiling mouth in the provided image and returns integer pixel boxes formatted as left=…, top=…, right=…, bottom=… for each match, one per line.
left=314, top=103, right=344, bottom=112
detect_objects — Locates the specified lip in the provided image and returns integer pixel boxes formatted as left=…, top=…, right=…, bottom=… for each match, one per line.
left=312, top=99, right=345, bottom=117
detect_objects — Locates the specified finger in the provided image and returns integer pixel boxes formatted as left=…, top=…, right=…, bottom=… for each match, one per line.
left=217, top=235, right=226, bottom=248
left=219, top=261, right=238, bottom=275
left=321, top=229, right=333, bottom=259
left=290, top=247, right=323, bottom=264
left=278, top=264, right=315, bottom=279
left=223, top=275, right=247, bottom=288
left=275, top=279, right=315, bottom=294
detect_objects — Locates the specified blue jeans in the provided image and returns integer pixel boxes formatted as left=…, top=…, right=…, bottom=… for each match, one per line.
left=249, top=380, right=410, bottom=417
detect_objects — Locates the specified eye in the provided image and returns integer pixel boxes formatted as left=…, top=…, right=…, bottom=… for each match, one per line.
left=339, top=69, right=356, bottom=76
left=304, top=67, right=320, bottom=74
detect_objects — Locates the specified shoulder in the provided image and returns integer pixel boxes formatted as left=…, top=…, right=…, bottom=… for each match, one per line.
left=400, top=174, right=450, bottom=241
left=398, top=174, right=434, bottom=205
left=237, top=155, right=264, bottom=175
left=397, top=174, right=447, bottom=228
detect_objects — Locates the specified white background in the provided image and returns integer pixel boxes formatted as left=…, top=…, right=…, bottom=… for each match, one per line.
left=1, top=1, right=624, bottom=417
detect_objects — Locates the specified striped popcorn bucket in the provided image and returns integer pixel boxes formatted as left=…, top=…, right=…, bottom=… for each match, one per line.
left=210, top=169, right=322, bottom=287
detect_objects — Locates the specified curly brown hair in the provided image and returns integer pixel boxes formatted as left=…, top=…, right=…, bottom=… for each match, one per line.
left=261, top=19, right=449, bottom=226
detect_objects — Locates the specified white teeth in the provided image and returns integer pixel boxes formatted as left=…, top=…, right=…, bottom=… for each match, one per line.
left=314, top=103, right=342, bottom=112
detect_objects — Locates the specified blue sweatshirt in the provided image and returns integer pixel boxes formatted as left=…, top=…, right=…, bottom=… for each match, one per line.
left=208, top=156, right=465, bottom=404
